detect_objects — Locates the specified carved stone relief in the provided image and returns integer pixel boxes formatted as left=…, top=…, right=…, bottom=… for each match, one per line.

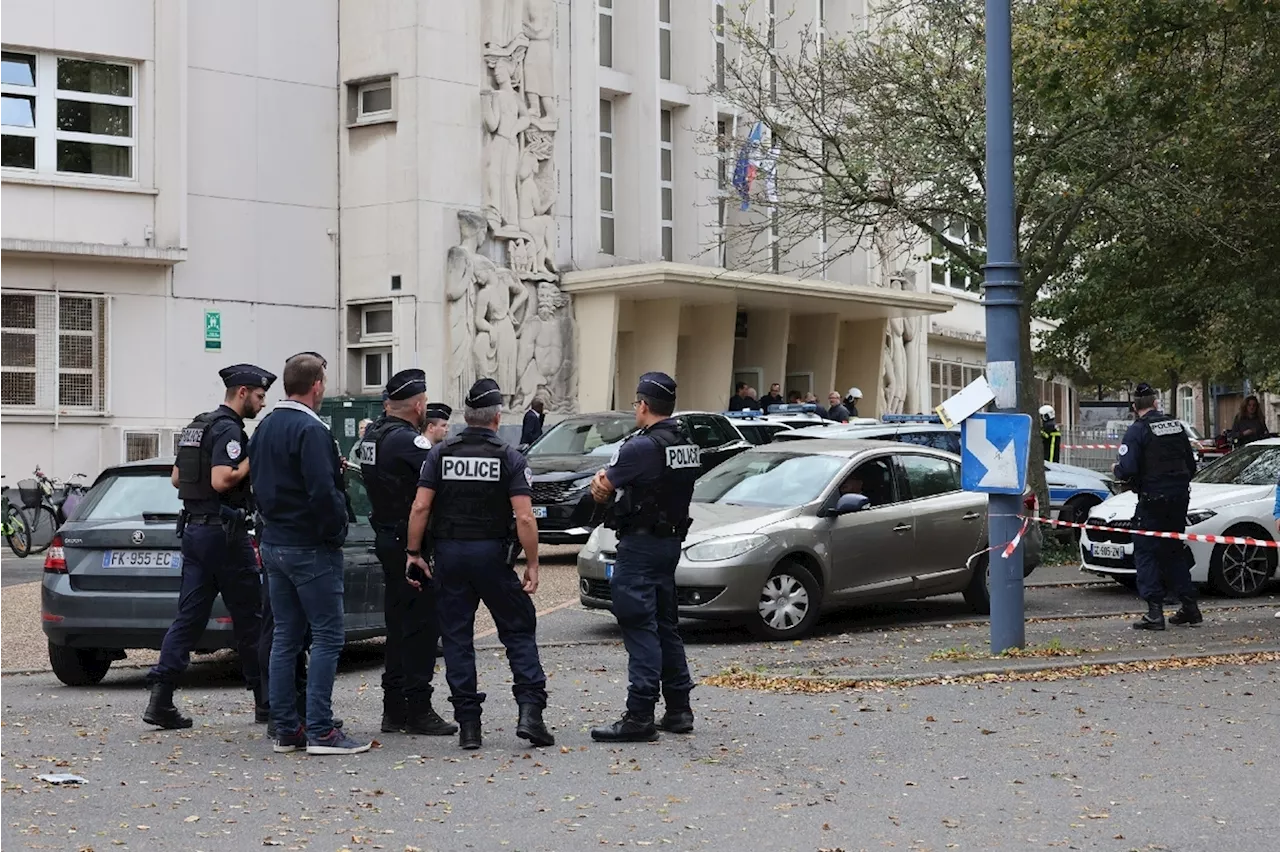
left=447, top=0, right=578, bottom=414
left=872, top=230, right=928, bottom=415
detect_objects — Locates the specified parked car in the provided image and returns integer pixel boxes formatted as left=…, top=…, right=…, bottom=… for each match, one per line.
left=773, top=418, right=1116, bottom=531
left=524, top=411, right=752, bottom=544
left=721, top=413, right=794, bottom=445
left=578, top=439, right=1043, bottom=640
left=41, top=458, right=387, bottom=686
left=1080, top=437, right=1280, bottom=596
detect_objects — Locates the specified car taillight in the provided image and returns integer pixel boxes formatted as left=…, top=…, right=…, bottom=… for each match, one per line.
left=44, top=536, right=67, bottom=573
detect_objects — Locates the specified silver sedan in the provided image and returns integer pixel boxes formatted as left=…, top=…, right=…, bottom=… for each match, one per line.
left=577, top=439, right=1042, bottom=640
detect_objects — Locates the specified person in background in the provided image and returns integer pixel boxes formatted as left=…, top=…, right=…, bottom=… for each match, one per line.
left=521, top=398, right=546, bottom=446
left=1040, top=404, right=1062, bottom=462
left=1232, top=395, right=1270, bottom=446
left=803, top=392, right=819, bottom=406
left=826, top=391, right=851, bottom=423
left=727, top=382, right=750, bottom=411
left=788, top=391, right=803, bottom=405
left=760, top=383, right=784, bottom=411
left=744, top=387, right=760, bottom=411
left=348, top=419, right=374, bottom=465
left=423, top=402, right=452, bottom=448
left=844, top=387, right=864, bottom=418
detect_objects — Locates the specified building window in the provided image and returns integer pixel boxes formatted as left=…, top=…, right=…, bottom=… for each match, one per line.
left=124, top=431, right=160, bottom=462
left=660, top=109, right=674, bottom=261
left=1, top=52, right=135, bottom=178
left=363, top=348, right=392, bottom=390
left=599, top=98, right=615, bottom=254
left=1, top=291, right=108, bottom=412
left=598, top=0, right=613, bottom=68
left=767, top=0, right=778, bottom=101
left=659, top=0, right=672, bottom=81
left=1178, top=385, right=1195, bottom=424
left=714, top=0, right=726, bottom=90
left=716, top=118, right=729, bottom=266
left=930, top=359, right=979, bottom=410
left=929, top=216, right=983, bottom=291
left=346, top=75, right=397, bottom=127
left=361, top=302, right=393, bottom=340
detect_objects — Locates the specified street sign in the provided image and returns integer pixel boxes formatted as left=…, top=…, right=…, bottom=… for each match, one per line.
left=204, top=310, right=222, bottom=351
left=960, top=412, right=1032, bottom=494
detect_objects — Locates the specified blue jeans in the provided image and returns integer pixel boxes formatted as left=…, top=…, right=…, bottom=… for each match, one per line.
left=261, top=543, right=344, bottom=742
left=611, top=534, right=694, bottom=715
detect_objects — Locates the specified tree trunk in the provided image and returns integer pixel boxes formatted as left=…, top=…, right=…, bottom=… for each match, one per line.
left=1200, top=374, right=1213, bottom=435
left=1167, top=369, right=1180, bottom=417
left=1018, top=299, right=1049, bottom=516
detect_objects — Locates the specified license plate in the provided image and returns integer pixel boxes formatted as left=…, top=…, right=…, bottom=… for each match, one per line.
left=102, top=550, right=182, bottom=569
left=604, top=561, right=614, bottom=581
left=1091, top=543, right=1125, bottom=560
left=532, top=506, right=548, bottom=519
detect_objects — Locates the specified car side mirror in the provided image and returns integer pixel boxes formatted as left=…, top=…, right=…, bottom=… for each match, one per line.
left=821, top=493, right=870, bottom=517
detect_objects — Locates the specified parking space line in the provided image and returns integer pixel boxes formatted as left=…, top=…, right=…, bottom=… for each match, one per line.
left=475, top=596, right=581, bottom=641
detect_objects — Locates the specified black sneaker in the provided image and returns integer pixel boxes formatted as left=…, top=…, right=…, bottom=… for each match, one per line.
left=306, top=728, right=372, bottom=755
left=273, top=725, right=307, bottom=754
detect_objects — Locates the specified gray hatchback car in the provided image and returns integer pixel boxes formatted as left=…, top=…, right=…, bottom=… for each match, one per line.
left=578, top=439, right=1042, bottom=640
left=42, top=457, right=387, bottom=686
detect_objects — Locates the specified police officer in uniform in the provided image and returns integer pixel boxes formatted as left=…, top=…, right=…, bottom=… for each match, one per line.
left=144, top=364, right=274, bottom=729
left=405, top=378, right=554, bottom=750
left=588, top=372, right=699, bottom=742
left=358, top=368, right=457, bottom=737
left=1114, top=382, right=1202, bottom=630
left=422, top=402, right=452, bottom=447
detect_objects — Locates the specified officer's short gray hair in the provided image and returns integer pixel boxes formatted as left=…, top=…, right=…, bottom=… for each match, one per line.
left=1134, top=393, right=1157, bottom=411
left=464, top=404, right=502, bottom=427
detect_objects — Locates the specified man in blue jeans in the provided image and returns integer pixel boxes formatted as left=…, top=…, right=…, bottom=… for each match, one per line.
left=250, top=352, right=370, bottom=756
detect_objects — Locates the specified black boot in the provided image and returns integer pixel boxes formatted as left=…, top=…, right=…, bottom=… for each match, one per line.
left=1169, top=597, right=1204, bottom=626
left=458, top=720, right=483, bottom=750
left=516, top=704, right=555, bottom=747
left=381, top=696, right=408, bottom=733
left=660, top=690, right=691, bottom=731
left=405, top=704, right=459, bottom=736
left=252, top=683, right=269, bottom=724
left=591, top=711, right=659, bottom=743
left=143, top=683, right=193, bottom=730
left=1132, top=600, right=1166, bottom=631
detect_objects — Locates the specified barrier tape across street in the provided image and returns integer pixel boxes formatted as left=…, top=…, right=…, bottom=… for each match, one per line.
left=1028, top=514, right=1280, bottom=548
left=1062, top=443, right=1122, bottom=450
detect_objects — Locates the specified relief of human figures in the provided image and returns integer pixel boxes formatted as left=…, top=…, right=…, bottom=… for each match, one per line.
left=481, top=49, right=530, bottom=235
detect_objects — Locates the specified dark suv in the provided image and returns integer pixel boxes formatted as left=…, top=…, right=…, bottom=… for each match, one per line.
left=525, top=411, right=751, bottom=544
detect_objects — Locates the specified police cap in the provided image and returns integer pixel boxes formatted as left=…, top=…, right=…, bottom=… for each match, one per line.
left=1134, top=382, right=1156, bottom=398
left=385, top=368, right=427, bottom=401
left=466, top=378, right=504, bottom=408
left=637, top=371, right=677, bottom=402
left=425, top=402, right=452, bottom=421
left=219, top=363, right=276, bottom=390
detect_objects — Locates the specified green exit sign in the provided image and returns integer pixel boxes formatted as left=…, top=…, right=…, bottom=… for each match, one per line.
left=204, top=310, right=222, bottom=351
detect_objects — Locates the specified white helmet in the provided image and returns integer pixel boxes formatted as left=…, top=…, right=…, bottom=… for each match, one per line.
left=846, top=387, right=863, bottom=400
left=1039, top=404, right=1055, bottom=420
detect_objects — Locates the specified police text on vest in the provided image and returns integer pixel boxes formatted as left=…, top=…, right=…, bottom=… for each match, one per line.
left=665, top=445, right=701, bottom=469
left=1149, top=420, right=1183, bottom=437
left=442, top=457, right=502, bottom=481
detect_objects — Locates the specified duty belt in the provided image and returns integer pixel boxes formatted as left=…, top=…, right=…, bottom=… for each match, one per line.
left=185, top=514, right=224, bottom=525
left=618, top=521, right=685, bottom=539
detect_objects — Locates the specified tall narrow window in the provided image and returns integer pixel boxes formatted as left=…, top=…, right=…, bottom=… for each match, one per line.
left=660, top=109, right=674, bottom=261
left=770, top=209, right=780, bottom=273
left=598, top=0, right=613, bottom=68
left=599, top=99, right=615, bottom=254
left=716, top=118, right=729, bottom=266
left=768, top=0, right=778, bottom=101
left=659, top=0, right=672, bottom=81
left=714, top=0, right=726, bottom=90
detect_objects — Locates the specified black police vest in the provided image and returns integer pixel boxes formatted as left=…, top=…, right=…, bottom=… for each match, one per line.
left=615, top=421, right=701, bottom=537
left=359, top=416, right=419, bottom=528
left=1137, top=412, right=1192, bottom=487
left=175, top=408, right=249, bottom=514
left=430, top=432, right=512, bottom=540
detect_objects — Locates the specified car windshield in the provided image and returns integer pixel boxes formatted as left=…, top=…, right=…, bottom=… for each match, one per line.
left=528, top=415, right=635, bottom=457
left=1193, top=444, right=1280, bottom=486
left=74, top=471, right=181, bottom=521
left=692, top=452, right=848, bottom=508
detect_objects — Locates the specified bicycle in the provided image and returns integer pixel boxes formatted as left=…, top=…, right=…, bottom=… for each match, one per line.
left=1, top=476, right=32, bottom=557
left=16, top=467, right=87, bottom=555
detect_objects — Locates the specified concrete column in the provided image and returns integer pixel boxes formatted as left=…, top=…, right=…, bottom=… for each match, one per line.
left=836, top=318, right=888, bottom=417
left=677, top=301, right=737, bottom=411
left=788, top=313, right=839, bottom=400
left=625, top=297, right=681, bottom=386
left=737, top=307, right=790, bottom=392
left=573, top=290, right=620, bottom=412
left=613, top=0, right=661, bottom=261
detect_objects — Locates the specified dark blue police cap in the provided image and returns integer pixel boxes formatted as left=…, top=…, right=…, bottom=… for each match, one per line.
left=1134, top=382, right=1156, bottom=397
left=385, top=368, right=427, bottom=401
left=219, top=363, right=276, bottom=390
left=637, top=371, right=677, bottom=402
left=425, top=402, right=452, bottom=421
left=466, top=378, right=504, bottom=408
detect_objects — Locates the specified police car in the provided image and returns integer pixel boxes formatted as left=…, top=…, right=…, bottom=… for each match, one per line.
left=722, top=404, right=876, bottom=445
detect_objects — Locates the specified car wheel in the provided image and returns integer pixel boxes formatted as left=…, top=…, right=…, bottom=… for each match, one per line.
left=1208, top=526, right=1277, bottom=598
left=47, top=642, right=112, bottom=686
left=749, top=560, right=822, bottom=640
left=1058, top=497, right=1098, bottom=542
left=962, top=553, right=991, bottom=615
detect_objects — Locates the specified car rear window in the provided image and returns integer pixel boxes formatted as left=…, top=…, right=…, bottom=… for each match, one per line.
left=75, top=472, right=181, bottom=521
left=1193, top=444, right=1280, bottom=486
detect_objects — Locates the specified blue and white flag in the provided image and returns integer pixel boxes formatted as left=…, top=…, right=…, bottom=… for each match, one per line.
left=732, top=121, right=764, bottom=211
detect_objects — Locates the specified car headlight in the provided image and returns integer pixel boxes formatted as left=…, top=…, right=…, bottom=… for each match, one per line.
left=580, top=526, right=601, bottom=560
left=1185, top=509, right=1217, bottom=526
left=683, top=534, right=769, bottom=562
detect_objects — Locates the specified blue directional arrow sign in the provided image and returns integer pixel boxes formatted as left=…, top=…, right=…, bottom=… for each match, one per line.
left=960, top=412, right=1032, bottom=494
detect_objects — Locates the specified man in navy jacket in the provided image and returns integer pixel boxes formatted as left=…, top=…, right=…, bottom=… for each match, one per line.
left=250, top=352, right=371, bottom=756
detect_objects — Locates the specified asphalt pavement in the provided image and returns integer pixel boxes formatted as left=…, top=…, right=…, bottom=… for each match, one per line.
left=1, top=554, right=43, bottom=588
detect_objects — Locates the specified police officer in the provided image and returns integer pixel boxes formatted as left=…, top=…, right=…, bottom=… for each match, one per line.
left=358, top=368, right=457, bottom=737
left=1040, top=405, right=1062, bottom=463
left=405, top=378, right=554, bottom=750
left=422, top=402, right=452, bottom=447
left=144, top=364, right=274, bottom=729
left=588, top=372, right=699, bottom=742
left=1114, top=382, right=1202, bottom=630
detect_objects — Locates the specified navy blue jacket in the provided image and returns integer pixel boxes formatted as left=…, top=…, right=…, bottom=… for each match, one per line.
left=521, top=408, right=544, bottom=445
left=249, top=402, right=348, bottom=548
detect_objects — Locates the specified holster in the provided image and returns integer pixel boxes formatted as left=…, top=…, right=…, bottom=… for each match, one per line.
left=504, top=520, right=522, bottom=570
left=175, top=509, right=189, bottom=539
left=220, top=505, right=248, bottom=542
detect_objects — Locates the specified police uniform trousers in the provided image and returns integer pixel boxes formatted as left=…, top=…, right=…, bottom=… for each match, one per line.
left=258, top=575, right=308, bottom=709
left=374, top=525, right=440, bottom=710
left=1132, top=491, right=1196, bottom=604
left=433, top=538, right=547, bottom=721
left=148, top=522, right=261, bottom=686
left=611, top=533, right=695, bottom=715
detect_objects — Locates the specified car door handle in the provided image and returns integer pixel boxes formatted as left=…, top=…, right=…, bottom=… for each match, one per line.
left=893, top=523, right=912, bottom=533
left=962, top=512, right=982, bottom=521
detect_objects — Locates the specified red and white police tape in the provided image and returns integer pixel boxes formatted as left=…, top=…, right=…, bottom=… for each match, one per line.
left=1027, top=514, right=1280, bottom=548
left=1061, top=443, right=1122, bottom=450
left=964, top=499, right=1035, bottom=571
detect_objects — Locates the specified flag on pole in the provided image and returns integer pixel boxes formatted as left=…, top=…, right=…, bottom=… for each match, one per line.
left=732, top=121, right=764, bottom=211
left=761, top=143, right=779, bottom=205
